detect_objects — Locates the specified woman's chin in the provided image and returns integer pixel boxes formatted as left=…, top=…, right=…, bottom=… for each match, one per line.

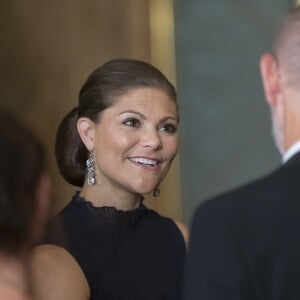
left=133, top=186, right=156, bottom=196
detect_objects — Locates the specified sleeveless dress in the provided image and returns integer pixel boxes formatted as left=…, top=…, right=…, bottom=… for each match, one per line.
left=41, top=192, right=186, bottom=300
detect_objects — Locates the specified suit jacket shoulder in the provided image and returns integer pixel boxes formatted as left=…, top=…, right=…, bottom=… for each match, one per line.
left=185, top=156, right=300, bottom=300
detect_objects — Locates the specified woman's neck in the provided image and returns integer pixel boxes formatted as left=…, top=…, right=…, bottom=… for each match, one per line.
left=0, top=254, right=29, bottom=299
left=80, top=184, right=142, bottom=211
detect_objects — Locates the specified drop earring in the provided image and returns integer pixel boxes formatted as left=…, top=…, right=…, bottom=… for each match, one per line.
left=86, top=152, right=96, bottom=186
left=153, top=186, right=160, bottom=197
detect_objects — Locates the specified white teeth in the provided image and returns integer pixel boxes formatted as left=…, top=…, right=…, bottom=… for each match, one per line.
left=129, top=157, right=157, bottom=166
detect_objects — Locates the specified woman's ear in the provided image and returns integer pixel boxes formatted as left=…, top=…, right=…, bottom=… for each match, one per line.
left=260, top=53, right=282, bottom=108
left=77, top=117, right=96, bottom=151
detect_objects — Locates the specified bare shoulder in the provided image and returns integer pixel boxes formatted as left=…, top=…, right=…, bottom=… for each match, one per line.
left=173, top=219, right=189, bottom=248
left=30, top=244, right=89, bottom=300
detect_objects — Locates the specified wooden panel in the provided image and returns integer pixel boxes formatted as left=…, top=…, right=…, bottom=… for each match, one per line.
left=0, top=1, right=150, bottom=214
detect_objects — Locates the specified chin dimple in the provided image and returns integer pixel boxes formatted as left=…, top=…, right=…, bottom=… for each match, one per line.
left=129, top=157, right=158, bottom=166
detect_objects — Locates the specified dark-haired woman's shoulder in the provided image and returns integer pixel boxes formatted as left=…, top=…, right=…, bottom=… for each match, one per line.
left=173, top=219, right=189, bottom=248
left=145, top=207, right=189, bottom=250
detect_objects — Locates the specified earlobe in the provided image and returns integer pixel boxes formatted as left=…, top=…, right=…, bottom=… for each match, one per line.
left=77, top=118, right=95, bottom=151
left=260, top=53, right=281, bottom=107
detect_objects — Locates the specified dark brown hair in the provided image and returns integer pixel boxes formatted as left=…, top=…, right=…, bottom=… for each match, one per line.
left=55, top=58, right=177, bottom=187
left=0, top=109, right=45, bottom=254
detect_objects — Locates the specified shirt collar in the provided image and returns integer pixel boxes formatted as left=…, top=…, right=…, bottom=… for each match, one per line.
left=282, top=140, right=300, bottom=164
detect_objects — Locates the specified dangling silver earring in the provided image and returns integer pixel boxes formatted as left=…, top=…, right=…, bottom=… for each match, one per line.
left=86, top=152, right=96, bottom=186
left=153, top=186, right=160, bottom=197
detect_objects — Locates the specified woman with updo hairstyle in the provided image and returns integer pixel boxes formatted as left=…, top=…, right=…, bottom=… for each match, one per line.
left=31, top=58, right=188, bottom=300
left=0, top=109, right=50, bottom=300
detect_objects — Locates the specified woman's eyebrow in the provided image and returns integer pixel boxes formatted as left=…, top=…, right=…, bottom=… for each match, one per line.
left=119, top=110, right=146, bottom=119
left=119, top=110, right=179, bottom=122
left=160, top=116, right=179, bottom=123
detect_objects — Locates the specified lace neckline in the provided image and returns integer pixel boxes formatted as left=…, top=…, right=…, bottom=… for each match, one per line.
left=72, top=192, right=146, bottom=218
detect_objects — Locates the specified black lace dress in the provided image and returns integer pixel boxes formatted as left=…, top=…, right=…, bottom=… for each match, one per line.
left=41, top=192, right=186, bottom=300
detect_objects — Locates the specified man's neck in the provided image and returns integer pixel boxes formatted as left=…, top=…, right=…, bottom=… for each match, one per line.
left=282, top=140, right=300, bottom=163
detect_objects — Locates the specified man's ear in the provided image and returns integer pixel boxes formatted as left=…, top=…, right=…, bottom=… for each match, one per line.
left=260, top=53, right=282, bottom=108
left=77, top=117, right=95, bottom=151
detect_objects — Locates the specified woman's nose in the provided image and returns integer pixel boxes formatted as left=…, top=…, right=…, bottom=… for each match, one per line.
left=140, top=128, right=162, bottom=150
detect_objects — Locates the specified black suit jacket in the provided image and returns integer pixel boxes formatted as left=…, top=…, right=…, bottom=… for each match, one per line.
left=184, top=153, right=300, bottom=300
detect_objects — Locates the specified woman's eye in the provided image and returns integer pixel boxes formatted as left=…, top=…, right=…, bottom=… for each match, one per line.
left=124, top=118, right=140, bottom=127
left=160, top=123, right=177, bottom=134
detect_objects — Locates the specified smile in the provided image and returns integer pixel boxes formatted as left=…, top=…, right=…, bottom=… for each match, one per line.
left=129, top=157, right=159, bottom=167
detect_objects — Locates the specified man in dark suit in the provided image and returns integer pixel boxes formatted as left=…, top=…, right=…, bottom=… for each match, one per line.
left=184, top=6, right=300, bottom=300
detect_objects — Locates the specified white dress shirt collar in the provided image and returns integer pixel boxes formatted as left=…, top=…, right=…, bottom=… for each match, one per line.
left=282, top=140, right=300, bottom=164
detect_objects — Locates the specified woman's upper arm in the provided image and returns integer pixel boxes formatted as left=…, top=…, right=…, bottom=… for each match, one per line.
left=30, top=244, right=90, bottom=300
left=173, top=219, right=189, bottom=249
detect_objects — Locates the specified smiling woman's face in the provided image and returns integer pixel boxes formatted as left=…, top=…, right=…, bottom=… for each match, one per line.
left=89, top=87, right=179, bottom=195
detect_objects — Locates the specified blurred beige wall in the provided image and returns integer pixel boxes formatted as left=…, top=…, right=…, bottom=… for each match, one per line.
left=0, top=1, right=182, bottom=220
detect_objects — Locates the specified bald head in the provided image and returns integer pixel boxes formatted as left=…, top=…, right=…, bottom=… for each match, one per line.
left=273, top=6, right=300, bottom=89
